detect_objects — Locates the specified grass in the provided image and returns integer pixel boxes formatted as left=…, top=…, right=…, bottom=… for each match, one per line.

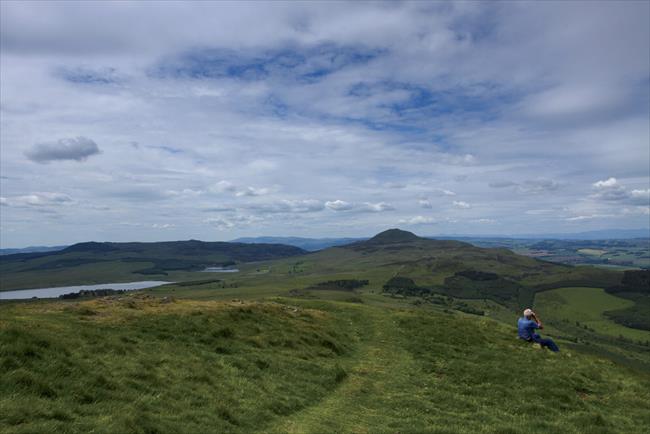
left=2, top=294, right=650, bottom=433
left=534, top=287, right=650, bottom=341
left=0, top=296, right=353, bottom=433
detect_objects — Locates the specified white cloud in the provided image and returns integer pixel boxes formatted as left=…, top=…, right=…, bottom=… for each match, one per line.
left=453, top=201, right=471, bottom=209
left=593, top=177, right=619, bottom=189
left=235, top=186, right=270, bottom=197
left=324, top=200, right=394, bottom=212
left=211, top=180, right=270, bottom=197
left=566, top=214, right=614, bottom=221
left=3, top=192, right=73, bottom=207
left=152, top=223, right=174, bottom=229
left=247, top=199, right=324, bottom=213
left=399, top=216, right=436, bottom=225
left=211, top=180, right=237, bottom=194
left=204, top=215, right=262, bottom=230
left=418, top=199, right=432, bottom=209
left=325, top=200, right=353, bottom=211
left=166, top=188, right=203, bottom=197
left=488, top=179, right=560, bottom=194
left=591, top=177, right=648, bottom=204
left=361, top=202, right=394, bottom=212
left=629, top=189, right=650, bottom=204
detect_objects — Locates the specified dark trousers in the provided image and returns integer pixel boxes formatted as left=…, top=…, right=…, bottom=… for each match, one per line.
left=532, top=333, right=560, bottom=352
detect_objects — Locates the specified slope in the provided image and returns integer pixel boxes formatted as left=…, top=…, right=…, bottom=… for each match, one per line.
left=1, top=295, right=648, bottom=433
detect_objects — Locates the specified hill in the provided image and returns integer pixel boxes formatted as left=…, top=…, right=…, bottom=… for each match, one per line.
left=231, top=236, right=365, bottom=251
left=1, top=295, right=648, bottom=433
left=0, top=240, right=306, bottom=291
left=0, top=245, right=68, bottom=256
left=233, top=229, right=624, bottom=311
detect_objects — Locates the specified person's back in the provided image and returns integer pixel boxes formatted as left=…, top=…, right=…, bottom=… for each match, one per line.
left=517, top=316, right=538, bottom=341
left=517, top=308, right=559, bottom=352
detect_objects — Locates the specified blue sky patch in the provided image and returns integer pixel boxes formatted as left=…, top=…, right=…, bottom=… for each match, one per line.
left=151, top=43, right=384, bottom=83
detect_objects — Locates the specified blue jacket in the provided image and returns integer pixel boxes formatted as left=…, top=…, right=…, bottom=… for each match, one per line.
left=517, top=317, right=539, bottom=340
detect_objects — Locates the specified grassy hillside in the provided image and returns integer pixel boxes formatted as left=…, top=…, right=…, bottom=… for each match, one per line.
left=1, top=295, right=649, bottom=433
left=534, top=287, right=650, bottom=341
left=0, top=240, right=306, bottom=291
left=221, top=229, right=624, bottom=311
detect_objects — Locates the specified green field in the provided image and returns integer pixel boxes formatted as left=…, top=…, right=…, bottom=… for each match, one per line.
left=534, top=287, right=650, bottom=341
left=578, top=249, right=606, bottom=256
left=2, top=295, right=649, bottom=433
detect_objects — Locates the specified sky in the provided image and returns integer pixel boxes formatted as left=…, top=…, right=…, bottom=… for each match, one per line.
left=1, top=1, right=649, bottom=248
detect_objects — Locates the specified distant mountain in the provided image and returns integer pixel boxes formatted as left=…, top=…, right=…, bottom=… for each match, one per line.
left=525, top=229, right=650, bottom=240
left=365, top=228, right=421, bottom=244
left=1, top=240, right=306, bottom=291
left=0, top=245, right=68, bottom=256
left=429, top=228, right=650, bottom=240
left=231, top=236, right=366, bottom=251
left=232, top=229, right=649, bottom=252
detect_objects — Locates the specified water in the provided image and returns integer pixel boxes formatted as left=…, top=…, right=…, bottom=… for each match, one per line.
left=0, top=281, right=171, bottom=300
left=201, top=267, right=239, bottom=273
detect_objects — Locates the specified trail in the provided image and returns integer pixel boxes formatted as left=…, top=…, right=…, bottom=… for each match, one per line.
left=268, top=305, right=423, bottom=433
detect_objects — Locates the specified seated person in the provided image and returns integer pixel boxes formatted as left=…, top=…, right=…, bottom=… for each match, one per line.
left=517, top=308, right=559, bottom=352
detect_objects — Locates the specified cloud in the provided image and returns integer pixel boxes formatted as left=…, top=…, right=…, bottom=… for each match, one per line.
left=25, top=137, right=101, bottom=163
left=488, top=179, right=560, bottom=194
left=630, top=189, right=650, bottom=203
left=566, top=214, right=614, bottom=221
left=165, top=188, right=203, bottom=197
left=211, top=180, right=270, bottom=197
left=453, top=200, right=471, bottom=209
left=247, top=199, right=324, bottom=213
left=399, top=216, right=436, bottom=225
left=361, top=202, right=394, bottom=212
left=591, top=177, right=648, bottom=204
left=204, top=215, right=262, bottom=230
left=418, top=199, right=432, bottom=209
left=2, top=192, right=73, bottom=207
left=325, top=200, right=353, bottom=211
left=152, top=223, right=174, bottom=229
left=428, top=189, right=456, bottom=197
left=489, top=181, right=518, bottom=188
left=324, top=200, right=394, bottom=212
left=593, top=177, right=619, bottom=189
left=235, top=186, right=270, bottom=197
left=211, top=180, right=237, bottom=193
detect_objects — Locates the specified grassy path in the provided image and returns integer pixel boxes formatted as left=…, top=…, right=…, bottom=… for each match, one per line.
left=271, top=304, right=420, bottom=433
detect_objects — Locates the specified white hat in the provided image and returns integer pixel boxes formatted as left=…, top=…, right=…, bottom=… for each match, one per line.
left=523, top=308, right=533, bottom=317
